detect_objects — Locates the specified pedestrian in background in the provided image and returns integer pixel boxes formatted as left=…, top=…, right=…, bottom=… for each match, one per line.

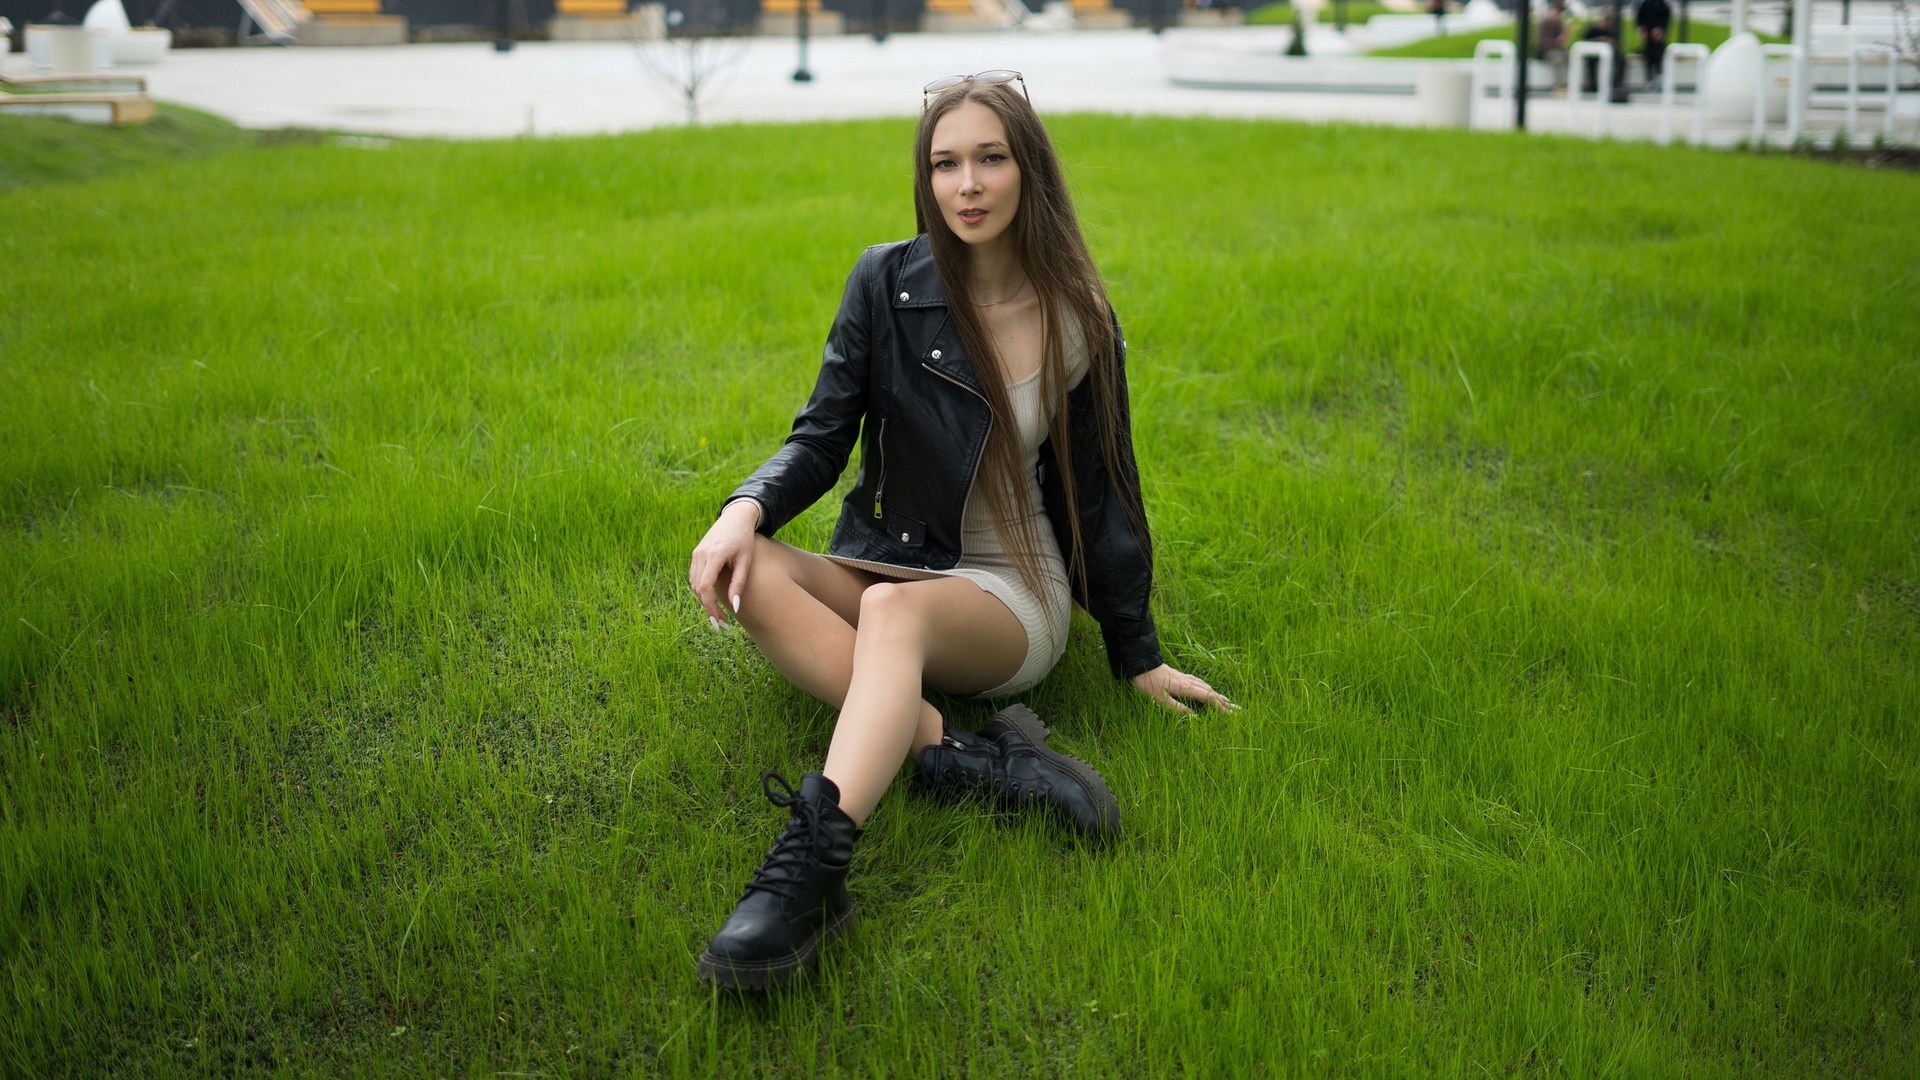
left=1580, top=9, right=1623, bottom=95
left=1539, top=0, right=1571, bottom=92
left=1636, top=0, right=1672, bottom=91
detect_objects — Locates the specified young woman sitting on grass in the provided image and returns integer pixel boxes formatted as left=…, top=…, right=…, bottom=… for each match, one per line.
left=685, top=72, right=1235, bottom=990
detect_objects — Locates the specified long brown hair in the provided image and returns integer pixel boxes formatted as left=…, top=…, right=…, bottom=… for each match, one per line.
left=912, top=81, right=1139, bottom=602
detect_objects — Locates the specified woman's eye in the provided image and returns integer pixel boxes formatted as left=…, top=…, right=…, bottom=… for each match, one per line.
left=932, top=159, right=955, bottom=170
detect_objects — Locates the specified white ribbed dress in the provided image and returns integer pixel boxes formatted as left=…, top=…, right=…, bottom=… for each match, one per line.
left=830, top=337, right=1087, bottom=698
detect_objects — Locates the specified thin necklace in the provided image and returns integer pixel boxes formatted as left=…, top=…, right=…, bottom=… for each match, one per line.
left=976, top=279, right=1030, bottom=307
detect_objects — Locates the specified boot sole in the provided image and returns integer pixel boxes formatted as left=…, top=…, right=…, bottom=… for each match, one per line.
left=989, top=704, right=1123, bottom=842
left=694, top=902, right=857, bottom=991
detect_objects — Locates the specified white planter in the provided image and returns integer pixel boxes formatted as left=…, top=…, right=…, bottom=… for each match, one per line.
left=27, top=25, right=97, bottom=74
left=1418, top=65, right=1474, bottom=127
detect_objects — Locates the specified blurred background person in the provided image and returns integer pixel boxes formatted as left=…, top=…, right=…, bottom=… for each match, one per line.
left=1636, top=0, right=1673, bottom=92
left=1580, top=9, right=1623, bottom=96
left=1539, top=0, right=1572, bottom=93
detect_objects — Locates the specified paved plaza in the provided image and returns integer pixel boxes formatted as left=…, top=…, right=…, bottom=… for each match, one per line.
left=2, top=17, right=1908, bottom=144
left=2, top=28, right=1428, bottom=137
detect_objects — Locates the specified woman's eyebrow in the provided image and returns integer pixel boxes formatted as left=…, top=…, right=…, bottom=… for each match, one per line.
left=929, top=141, right=1008, bottom=157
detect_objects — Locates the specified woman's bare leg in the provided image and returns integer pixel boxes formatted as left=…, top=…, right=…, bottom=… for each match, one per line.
left=724, top=537, right=1026, bottom=823
left=824, top=578, right=1025, bottom=822
left=724, top=539, right=958, bottom=766
left=724, top=537, right=875, bottom=708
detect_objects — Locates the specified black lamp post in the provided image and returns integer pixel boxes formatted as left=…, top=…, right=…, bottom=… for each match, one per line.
left=793, top=1, right=813, bottom=82
left=494, top=0, right=514, bottom=52
left=1679, top=0, right=1689, bottom=42
left=1608, top=0, right=1628, bottom=101
left=873, top=0, right=888, bottom=42
left=1515, top=0, right=1530, bottom=128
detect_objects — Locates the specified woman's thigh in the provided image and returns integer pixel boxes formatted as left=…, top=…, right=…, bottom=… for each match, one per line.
left=751, top=537, right=877, bottom=625
left=861, top=577, right=1028, bottom=697
left=754, top=539, right=1027, bottom=694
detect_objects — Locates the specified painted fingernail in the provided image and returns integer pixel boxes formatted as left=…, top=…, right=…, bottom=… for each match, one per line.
left=730, top=593, right=742, bottom=614
left=709, top=616, right=725, bottom=632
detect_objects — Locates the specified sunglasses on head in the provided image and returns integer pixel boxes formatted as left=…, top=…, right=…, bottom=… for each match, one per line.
left=922, top=70, right=1030, bottom=109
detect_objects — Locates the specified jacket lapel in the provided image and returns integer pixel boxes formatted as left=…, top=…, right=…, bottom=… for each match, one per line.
left=890, top=235, right=981, bottom=394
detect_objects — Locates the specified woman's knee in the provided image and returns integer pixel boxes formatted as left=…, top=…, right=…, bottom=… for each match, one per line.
left=856, top=582, right=926, bottom=642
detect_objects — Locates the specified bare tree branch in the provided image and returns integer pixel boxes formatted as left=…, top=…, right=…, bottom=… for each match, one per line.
left=1896, top=0, right=1920, bottom=68
left=635, top=1, right=749, bottom=125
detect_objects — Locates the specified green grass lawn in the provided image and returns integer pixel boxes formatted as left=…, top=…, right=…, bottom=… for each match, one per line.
left=2, top=109, right=1917, bottom=1075
left=1370, top=20, right=1779, bottom=58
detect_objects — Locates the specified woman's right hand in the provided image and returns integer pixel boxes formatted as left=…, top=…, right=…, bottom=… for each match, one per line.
left=689, top=499, right=761, bottom=629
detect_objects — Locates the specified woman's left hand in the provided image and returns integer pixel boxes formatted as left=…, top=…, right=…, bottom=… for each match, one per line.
left=1131, top=664, right=1237, bottom=715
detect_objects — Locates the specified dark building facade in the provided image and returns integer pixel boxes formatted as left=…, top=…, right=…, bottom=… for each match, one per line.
left=3, top=0, right=1189, bottom=38
left=0, top=0, right=993, bottom=32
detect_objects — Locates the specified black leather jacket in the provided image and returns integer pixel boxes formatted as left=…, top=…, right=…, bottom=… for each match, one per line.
left=726, top=235, right=1163, bottom=680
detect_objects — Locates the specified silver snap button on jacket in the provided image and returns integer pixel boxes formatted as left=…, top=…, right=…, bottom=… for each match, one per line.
left=930, top=349, right=942, bottom=360
left=899, top=292, right=910, bottom=302
left=901, top=533, right=910, bottom=542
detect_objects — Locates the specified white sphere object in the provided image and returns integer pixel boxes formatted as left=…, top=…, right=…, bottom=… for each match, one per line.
left=1704, top=32, right=1788, bottom=124
left=83, top=0, right=131, bottom=32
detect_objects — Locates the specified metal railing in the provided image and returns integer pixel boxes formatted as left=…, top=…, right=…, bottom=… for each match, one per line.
left=1568, top=40, right=1613, bottom=136
left=1846, top=45, right=1901, bottom=142
left=1659, top=42, right=1710, bottom=146
left=1757, top=43, right=1803, bottom=144
left=1470, top=38, right=1515, bottom=130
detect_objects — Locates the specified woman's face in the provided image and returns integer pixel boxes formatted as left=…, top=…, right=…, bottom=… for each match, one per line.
left=928, top=101, right=1022, bottom=248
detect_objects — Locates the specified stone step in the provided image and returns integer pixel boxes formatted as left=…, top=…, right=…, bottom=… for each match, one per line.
left=0, top=90, right=155, bottom=124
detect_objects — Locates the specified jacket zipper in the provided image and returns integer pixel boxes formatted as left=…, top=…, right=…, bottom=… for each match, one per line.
left=872, top=418, right=888, bottom=519
left=920, top=362, right=992, bottom=526
left=921, top=360, right=989, bottom=406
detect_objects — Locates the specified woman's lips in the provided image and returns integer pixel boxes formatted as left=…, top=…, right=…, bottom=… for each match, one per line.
left=958, top=209, right=987, bottom=224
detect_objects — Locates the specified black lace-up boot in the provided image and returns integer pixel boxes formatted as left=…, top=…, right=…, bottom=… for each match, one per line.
left=913, top=704, right=1122, bottom=842
left=696, top=771, right=860, bottom=990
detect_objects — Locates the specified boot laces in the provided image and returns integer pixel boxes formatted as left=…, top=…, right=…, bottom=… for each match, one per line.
left=741, top=771, right=820, bottom=904
left=938, top=741, right=1043, bottom=803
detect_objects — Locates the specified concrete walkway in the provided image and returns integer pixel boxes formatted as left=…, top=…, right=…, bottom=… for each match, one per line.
left=2, top=25, right=1907, bottom=145
left=3, top=29, right=1434, bottom=138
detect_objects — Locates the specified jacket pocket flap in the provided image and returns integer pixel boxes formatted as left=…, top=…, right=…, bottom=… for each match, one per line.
left=887, top=513, right=925, bottom=547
